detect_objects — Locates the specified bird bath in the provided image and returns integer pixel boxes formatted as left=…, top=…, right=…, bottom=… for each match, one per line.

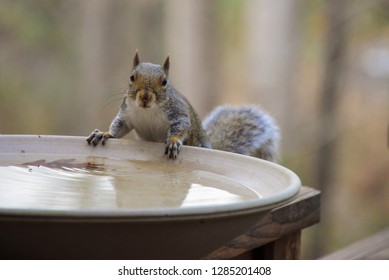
left=0, top=135, right=301, bottom=259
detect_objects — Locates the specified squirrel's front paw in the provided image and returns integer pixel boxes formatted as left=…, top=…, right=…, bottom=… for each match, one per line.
left=165, top=136, right=182, bottom=159
left=86, top=129, right=113, bottom=146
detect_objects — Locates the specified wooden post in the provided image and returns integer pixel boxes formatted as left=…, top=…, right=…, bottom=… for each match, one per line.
left=255, top=231, right=302, bottom=259
left=206, top=187, right=320, bottom=259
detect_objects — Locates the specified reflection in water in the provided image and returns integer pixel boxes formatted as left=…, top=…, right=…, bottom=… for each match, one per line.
left=0, top=157, right=260, bottom=211
left=0, top=165, right=116, bottom=210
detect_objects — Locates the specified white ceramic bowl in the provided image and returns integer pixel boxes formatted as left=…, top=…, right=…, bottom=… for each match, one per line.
left=0, top=135, right=301, bottom=259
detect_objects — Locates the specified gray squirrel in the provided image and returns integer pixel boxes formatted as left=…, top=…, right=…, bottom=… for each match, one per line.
left=86, top=51, right=280, bottom=161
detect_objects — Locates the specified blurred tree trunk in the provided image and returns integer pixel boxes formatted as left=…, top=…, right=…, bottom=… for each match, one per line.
left=164, top=0, right=220, bottom=117
left=245, top=0, right=302, bottom=151
left=77, top=0, right=111, bottom=134
left=311, top=0, right=349, bottom=258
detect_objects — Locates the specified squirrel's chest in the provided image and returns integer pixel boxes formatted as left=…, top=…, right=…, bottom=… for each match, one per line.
left=125, top=104, right=170, bottom=142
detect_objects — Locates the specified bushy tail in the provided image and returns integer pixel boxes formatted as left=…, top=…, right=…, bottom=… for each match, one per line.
left=203, top=105, right=280, bottom=162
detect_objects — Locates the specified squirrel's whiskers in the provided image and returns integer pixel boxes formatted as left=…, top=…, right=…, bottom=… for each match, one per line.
left=100, top=92, right=125, bottom=111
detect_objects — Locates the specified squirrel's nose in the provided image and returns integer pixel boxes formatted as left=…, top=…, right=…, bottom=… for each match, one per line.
left=137, top=89, right=153, bottom=107
left=141, top=95, right=148, bottom=103
left=140, top=92, right=151, bottom=107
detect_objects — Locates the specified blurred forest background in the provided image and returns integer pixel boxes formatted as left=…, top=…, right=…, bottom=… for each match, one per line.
left=0, top=0, right=388, bottom=259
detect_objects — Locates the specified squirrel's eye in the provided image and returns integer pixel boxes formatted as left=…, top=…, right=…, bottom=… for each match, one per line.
left=161, top=79, right=167, bottom=86
left=130, top=75, right=135, bottom=82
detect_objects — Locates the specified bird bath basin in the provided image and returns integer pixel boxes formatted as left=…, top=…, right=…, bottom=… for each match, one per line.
left=0, top=135, right=301, bottom=259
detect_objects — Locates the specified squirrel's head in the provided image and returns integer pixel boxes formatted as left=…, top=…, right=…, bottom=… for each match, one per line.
left=126, top=51, right=170, bottom=108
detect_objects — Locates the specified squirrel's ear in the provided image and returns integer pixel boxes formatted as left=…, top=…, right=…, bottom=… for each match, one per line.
left=133, top=50, right=140, bottom=69
left=163, top=55, right=170, bottom=75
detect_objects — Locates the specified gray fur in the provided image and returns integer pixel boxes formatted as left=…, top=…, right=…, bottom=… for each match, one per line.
left=203, top=105, right=280, bottom=162
left=87, top=53, right=279, bottom=161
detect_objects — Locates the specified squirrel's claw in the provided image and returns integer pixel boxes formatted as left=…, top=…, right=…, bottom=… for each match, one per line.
left=165, top=137, right=182, bottom=159
left=86, top=129, right=113, bottom=146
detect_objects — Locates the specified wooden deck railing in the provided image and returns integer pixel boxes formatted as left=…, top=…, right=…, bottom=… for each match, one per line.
left=320, top=227, right=389, bottom=260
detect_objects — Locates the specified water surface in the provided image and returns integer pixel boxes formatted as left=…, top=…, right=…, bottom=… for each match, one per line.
left=0, top=157, right=260, bottom=211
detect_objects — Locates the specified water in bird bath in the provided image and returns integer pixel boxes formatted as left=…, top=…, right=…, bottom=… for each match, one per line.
left=0, top=156, right=261, bottom=211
